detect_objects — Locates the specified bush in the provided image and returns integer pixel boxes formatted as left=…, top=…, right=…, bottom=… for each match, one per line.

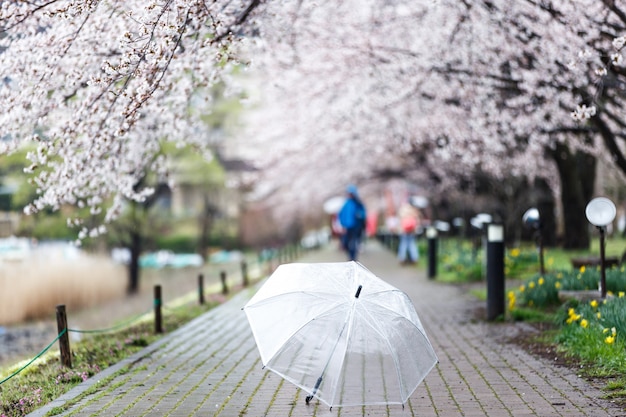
left=154, top=234, right=197, bottom=253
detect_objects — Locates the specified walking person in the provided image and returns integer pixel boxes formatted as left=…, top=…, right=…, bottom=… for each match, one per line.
left=397, top=202, right=421, bottom=265
left=338, top=185, right=366, bottom=261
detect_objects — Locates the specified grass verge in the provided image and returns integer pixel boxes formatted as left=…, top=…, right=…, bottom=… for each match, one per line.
left=0, top=301, right=219, bottom=417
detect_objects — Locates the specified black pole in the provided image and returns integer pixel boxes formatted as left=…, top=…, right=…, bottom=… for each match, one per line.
left=599, top=226, right=607, bottom=298
left=538, top=231, right=545, bottom=275
left=486, top=224, right=505, bottom=321
left=427, top=227, right=438, bottom=279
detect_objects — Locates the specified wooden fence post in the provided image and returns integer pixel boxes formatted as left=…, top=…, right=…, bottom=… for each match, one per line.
left=241, top=261, right=249, bottom=287
left=220, top=270, right=228, bottom=295
left=198, top=273, right=205, bottom=305
left=56, top=305, right=72, bottom=368
left=154, top=285, right=163, bottom=334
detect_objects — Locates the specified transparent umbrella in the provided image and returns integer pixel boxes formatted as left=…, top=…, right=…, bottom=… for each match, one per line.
left=243, top=261, right=438, bottom=408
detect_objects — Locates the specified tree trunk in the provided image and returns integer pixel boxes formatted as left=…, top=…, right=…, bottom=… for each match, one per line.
left=127, top=229, right=142, bottom=295
left=550, top=142, right=595, bottom=249
left=198, top=195, right=216, bottom=261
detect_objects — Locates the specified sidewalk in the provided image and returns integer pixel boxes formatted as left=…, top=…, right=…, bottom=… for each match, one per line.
left=29, top=240, right=623, bottom=417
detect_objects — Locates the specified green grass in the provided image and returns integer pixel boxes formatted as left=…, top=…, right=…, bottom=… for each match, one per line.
left=553, top=297, right=626, bottom=378
left=0, top=303, right=217, bottom=417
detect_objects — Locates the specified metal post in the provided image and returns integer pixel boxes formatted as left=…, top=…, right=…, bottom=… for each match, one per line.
left=198, top=274, right=205, bottom=305
left=56, top=305, right=72, bottom=368
left=154, top=285, right=163, bottom=334
left=599, top=226, right=607, bottom=298
left=486, top=224, right=505, bottom=321
left=427, top=227, right=438, bottom=279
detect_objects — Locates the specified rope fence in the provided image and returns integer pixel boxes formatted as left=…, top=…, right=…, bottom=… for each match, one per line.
left=0, top=244, right=305, bottom=386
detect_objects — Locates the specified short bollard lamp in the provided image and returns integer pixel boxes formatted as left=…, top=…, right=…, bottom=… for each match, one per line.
left=522, top=208, right=544, bottom=274
left=486, top=224, right=505, bottom=321
left=426, top=226, right=438, bottom=279
left=585, top=197, right=617, bottom=298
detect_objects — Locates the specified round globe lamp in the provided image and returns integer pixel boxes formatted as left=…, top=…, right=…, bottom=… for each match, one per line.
left=585, top=197, right=617, bottom=298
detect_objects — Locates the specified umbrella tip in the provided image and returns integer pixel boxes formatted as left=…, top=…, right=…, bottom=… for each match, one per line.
left=355, top=285, right=362, bottom=298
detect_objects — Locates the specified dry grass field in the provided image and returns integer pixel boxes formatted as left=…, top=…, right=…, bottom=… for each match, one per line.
left=0, top=245, right=127, bottom=326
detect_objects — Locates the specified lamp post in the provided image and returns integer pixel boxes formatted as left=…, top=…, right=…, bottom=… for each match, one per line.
left=486, top=223, right=505, bottom=321
left=585, top=197, right=617, bottom=298
left=522, top=208, right=544, bottom=275
left=470, top=213, right=492, bottom=264
left=426, top=226, right=438, bottom=279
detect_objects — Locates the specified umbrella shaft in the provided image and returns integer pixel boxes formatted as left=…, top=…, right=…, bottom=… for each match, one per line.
left=306, top=376, right=323, bottom=404
left=313, top=376, right=323, bottom=391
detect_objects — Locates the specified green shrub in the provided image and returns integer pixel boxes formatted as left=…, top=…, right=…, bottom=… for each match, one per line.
left=154, top=234, right=197, bottom=253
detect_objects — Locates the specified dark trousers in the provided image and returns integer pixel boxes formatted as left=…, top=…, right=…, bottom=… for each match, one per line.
left=342, top=227, right=361, bottom=261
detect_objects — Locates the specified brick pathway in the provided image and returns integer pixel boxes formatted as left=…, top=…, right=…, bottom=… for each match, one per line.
left=29, top=240, right=624, bottom=416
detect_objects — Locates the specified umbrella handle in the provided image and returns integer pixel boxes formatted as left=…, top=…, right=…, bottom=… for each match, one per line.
left=305, top=376, right=323, bottom=405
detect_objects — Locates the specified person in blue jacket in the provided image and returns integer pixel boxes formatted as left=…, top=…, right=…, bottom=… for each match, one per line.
left=338, top=185, right=366, bottom=261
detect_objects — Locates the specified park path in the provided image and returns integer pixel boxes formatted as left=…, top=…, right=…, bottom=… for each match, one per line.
left=28, top=240, right=624, bottom=417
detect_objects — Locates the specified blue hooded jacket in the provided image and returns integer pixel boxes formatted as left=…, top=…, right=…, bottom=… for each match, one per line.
left=338, top=188, right=366, bottom=231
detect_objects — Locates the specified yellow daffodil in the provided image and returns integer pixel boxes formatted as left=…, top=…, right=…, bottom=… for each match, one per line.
left=605, top=335, right=615, bottom=344
left=579, top=265, right=586, bottom=273
left=590, top=300, right=598, bottom=309
left=510, top=248, right=520, bottom=257
left=538, top=277, right=545, bottom=285
left=566, top=308, right=581, bottom=324
left=555, top=282, right=562, bottom=289
left=528, top=282, right=535, bottom=289
left=597, top=312, right=602, bottom=319
left=619, top=292, right=625, bottom=298
left=519, top=285, right=525, bottom=292
left=580, top=319, right=589, bottom=328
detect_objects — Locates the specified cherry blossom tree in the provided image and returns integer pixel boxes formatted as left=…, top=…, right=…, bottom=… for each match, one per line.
left=0, top=0, right=262, bottom=239
left=235, top=0, right=626, bottom=248
left=3, top=0, right=626, bottom=251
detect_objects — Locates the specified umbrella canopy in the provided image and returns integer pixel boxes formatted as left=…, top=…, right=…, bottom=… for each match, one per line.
left=243, top=261, right=438, bottom=408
